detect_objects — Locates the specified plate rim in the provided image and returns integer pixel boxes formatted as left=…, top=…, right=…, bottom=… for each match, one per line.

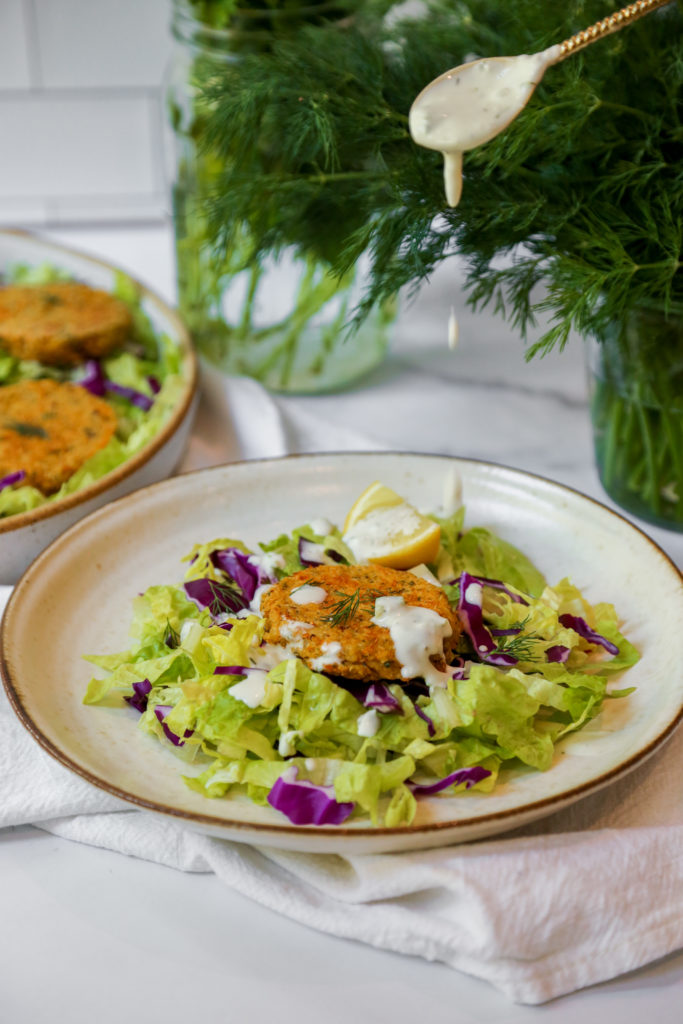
left=3, top=451, right=683, bottom=840
left=0, top=228, right=198, bottom=534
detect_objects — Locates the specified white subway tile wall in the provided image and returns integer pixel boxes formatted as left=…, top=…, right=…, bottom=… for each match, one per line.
left=0, top=1, right=32, bottom=90
left=0, top=0, right=173, bottom=226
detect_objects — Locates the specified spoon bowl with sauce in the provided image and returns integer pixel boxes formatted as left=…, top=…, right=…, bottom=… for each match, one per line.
left=409, top=0, right=673, bottom=207
left=409, top=48, right=560, bottom=206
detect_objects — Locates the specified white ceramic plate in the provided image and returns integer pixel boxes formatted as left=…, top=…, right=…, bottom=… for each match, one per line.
left=0, top=229, right=198, bottom=583
left=2, top=453, right=682, bottom=854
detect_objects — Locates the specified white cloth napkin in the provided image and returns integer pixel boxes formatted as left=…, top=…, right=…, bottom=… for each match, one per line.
left=2, top=371, right=683, bottom=1006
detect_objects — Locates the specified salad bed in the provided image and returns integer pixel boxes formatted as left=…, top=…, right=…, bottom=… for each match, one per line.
left=83, top=506, right=639, bottom=828
left=0, top=263, right=185, bottom=518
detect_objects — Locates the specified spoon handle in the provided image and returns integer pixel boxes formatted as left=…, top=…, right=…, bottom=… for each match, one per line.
left=555, top=0, right=673, bottom=61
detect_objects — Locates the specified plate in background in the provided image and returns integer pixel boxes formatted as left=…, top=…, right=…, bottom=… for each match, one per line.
left=0, top=228, right=198, bottom=583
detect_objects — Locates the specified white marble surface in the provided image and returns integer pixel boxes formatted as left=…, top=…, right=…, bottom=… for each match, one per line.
left=2, top=222, right=682, bottom=1021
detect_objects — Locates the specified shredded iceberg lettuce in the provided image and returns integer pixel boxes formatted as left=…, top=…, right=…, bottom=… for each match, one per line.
left=0, top=263, right=186, bottom=518
left=83, top=508, right=639, bottom=828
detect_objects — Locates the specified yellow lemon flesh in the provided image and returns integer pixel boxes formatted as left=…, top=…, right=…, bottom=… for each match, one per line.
left=342, top=481, right=442, bottom=570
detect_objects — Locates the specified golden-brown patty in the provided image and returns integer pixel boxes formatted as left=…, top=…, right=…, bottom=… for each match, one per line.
left=0, top=282, right=132, bottom=366
left=261, top=563, right=460, bottom=683
left=0, top=378, right=117, bottom=494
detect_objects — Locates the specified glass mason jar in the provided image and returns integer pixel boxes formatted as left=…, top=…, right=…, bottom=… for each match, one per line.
left=165, top=0, right=395, bottom=394
left=587, top=304, right=683, bottom=531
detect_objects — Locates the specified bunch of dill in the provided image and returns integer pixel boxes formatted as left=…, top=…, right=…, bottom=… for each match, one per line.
left=199, top=0, right=683, bottom=356
left=185, top=0, right=394, bottom=35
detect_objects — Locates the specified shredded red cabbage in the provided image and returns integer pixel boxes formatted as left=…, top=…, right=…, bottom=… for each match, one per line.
left=558, top=614, right=619, bottom=656
left=124, top=678, right=152, bottom=714
left=77, top=359, right=106, bottom=397
left=363, top=683, right=402, bottom=713
left=413, top=702, right=436, bottom=736
left=154, top=704, right=193, bottom=746
left=457, top=572, right=530, bottom=668
left=449, top=656, right=469, bottom=680
left=213, top=666, right=269, bottom=686
left=0, top=469, right=26, bottom=491
left=546, top=645, right=570, bottom=663
left=105, top=380, right=154, bottom=411
left=267, top=768, right=354, bottom=825
left=210, top=547, right=275, bottom=602
left=449, top=573, right=528, bottom=606
left=409, top=765, right=491, bottom=795
left=163, top=624, right=179, bottom=649
left=458, top=573, right=496, bottom=656
left=334, top=680, right=402, bottom=714
left=485, top=651, right=519, bottom=668
left=297, top=537, right=343, bottom=567
left=479, top=576, right=529, bottom=605
left=77, top=359, right=155, bottom=410
left=183, top=578, right=248, bottom=617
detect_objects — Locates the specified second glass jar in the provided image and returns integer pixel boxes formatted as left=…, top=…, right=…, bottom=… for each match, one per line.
left=166, top=1, right=395, bottom=394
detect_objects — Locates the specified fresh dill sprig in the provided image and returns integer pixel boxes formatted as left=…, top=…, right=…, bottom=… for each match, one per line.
left=198, top=0, right=683, bottom=354
left=323, top=588, right=361, bottom=626
left=185, top=0, right=393, bottom=33
left=291, top=579, right=313, bottom=592
left=164, top=619, right=181, bottom=649
left=491, top=617, right=542, bottom=663
left=323, top=586, right=380, bottom=625
left=205, top=579, right=246, bottom=617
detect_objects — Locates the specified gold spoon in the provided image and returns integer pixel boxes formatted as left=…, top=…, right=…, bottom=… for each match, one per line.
left=409, top=0, right=675, bottom=207
left=554, top=0, right=673, bottom=59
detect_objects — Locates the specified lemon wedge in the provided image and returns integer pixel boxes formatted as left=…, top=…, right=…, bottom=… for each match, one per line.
left=342, top=481, right=441, bottom=570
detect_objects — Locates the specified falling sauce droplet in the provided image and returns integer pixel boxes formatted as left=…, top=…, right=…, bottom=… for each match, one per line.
left=409, top=47, right=560, bottom=208
left=448, top=306, right=459, bottom=350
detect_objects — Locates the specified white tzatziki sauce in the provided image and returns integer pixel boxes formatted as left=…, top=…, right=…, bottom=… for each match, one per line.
left=308, top=517, right=334, bottom=537
left=278, top=729, right=301, bottom=757
left=343, top=504, right=422, bottom=562
left=372, top=595, right=452, bottom=687
left=280, top=620, right=312, bottom=638
left=464, top=580, right=483, bottom=605
left=448, top=306, right=459, bottom=349
left=248, top=551, right=285, bottom=575
left=180, top=619, right=201, bottom=646
left=251, top=642, right=298, bottom=670
left=463, top=580, right=491, bottom=653
left=356, top=708, right=380, bottom=738
left=300, top=540, right=339, bottom=565
left=279, top=620, right=311, bottom=651
left=230, top=669, right=269, bottom=708
left=441, top=467, right=462, bottom=518
left=249, top=583, right=273, bottom=613
left=409, top=46, right=560, bottom=206
left=290, top=585, right=327, bottom=605
left=303, top=757, right=338, bottom=786
left=310, top=641, right=343, bottom=672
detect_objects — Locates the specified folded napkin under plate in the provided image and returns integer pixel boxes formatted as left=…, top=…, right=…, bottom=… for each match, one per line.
left=2, top=369, right=682, bottom=1006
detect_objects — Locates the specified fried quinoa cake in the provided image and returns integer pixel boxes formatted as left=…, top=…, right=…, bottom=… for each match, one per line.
left=0, top=378, right=117, bottom=494
left=261, top=563, right=461, bottom=683
left=0, top=282, right=133, bottom=366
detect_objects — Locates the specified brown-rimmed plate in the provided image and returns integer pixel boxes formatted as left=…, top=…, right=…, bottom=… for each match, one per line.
left=0, top=229, right=198, bottom=583
left=2, top=452, right=682, bottom=854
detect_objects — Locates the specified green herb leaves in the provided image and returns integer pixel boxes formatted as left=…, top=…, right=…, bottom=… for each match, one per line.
left=323, top=588, right=362, bottom=627
left=322, top=586, right=380, bottom=626
left=195, top=0, right=683, bottom=353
